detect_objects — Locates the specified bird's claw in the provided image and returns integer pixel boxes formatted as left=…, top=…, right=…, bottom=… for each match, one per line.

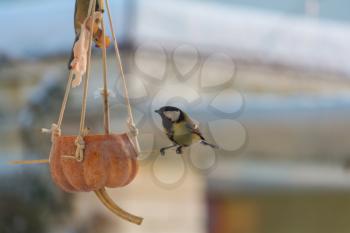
left=176, top=147, right=183, bottom=154
left=160, top=148, right=166, bottom=156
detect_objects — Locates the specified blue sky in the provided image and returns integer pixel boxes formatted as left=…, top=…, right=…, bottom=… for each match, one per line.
left=3, top=0, right=350, bottom=22
left=197, top=0, right=350, bottom=22
left=1, top=0, right=350, bottom=77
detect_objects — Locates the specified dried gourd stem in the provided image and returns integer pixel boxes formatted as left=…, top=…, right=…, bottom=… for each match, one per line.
left=105, top=0, right=141, bottom=153
left=100, top=1, right=111, bottom=134
left=95, top=187, right=143, bottom=225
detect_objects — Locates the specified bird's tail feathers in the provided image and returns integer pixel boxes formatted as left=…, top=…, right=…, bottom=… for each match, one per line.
left=201, top=140, right=219, bottom=149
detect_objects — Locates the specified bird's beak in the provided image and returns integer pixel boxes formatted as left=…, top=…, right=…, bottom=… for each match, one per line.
left=154, top=109, right=160, bottom=114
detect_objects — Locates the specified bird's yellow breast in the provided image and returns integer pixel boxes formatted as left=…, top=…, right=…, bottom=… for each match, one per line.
left=172, top=122, right=201, bottom=146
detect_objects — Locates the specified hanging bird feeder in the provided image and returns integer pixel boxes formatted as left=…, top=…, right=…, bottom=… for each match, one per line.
left=12, top=0, right=143, bottom=225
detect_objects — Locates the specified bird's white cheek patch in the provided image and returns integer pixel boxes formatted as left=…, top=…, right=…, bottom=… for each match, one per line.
left=164, top=111, right=180, bottom=122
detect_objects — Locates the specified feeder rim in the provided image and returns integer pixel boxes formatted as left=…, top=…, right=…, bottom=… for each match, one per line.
left=55, top=132, right=130, bottom=138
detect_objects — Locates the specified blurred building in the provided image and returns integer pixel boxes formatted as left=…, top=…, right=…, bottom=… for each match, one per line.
left=2, top=1, right=350, bottom=233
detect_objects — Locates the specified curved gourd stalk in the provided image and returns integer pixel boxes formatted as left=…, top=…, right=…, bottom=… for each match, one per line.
left=94, top=188, right=143, bottom=225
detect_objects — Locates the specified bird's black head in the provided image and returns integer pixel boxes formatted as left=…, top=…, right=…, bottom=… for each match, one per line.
left=155, top=106, right=185, bottom=123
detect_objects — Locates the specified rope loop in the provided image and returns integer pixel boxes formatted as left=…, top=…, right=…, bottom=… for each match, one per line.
left=62, top=128, right=89, bottom=162
left=42, top=123, right=61, bottom=143
left=105, top=0, right=141, bottom=154
left=74, top=135, right=85, bottom=162
left=127, top=118, right=139, bottom=137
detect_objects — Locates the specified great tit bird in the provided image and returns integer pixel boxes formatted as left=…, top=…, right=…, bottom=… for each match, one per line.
left=155, top=106, right=218, bottom=155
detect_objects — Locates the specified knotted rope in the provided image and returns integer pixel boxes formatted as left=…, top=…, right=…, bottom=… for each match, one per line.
left=105, top=0, right=141, bottom=154
left=42, top=123, right=61, bottom=143
left=41, top=70, right=73, bottom=141
left=61, top=127, right=89, bottom=161
left=45, top=0, right=96, bottom=162
left=73, top=0, right=97, bottom=162
left=74, top=136, right=85, bottom=162
left=127, top=118, right=139, bottom=137
left=43, top=0, right=140, bottom=161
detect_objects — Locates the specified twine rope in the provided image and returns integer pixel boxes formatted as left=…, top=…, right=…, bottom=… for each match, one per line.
left=99, top=1, right=111, bottom=135
left=43, top=0, right=140, bottom=162
left=41, top=71, right=73, bottom=141
left=105, top=0, right=140, bottom=153
left=57, top=71, right=74, bottom=128
left=74, top=0, right=97, bottom=162
left=127, top=118, right=139, bottom=137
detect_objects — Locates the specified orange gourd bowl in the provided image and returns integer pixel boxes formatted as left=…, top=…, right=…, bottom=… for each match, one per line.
left=49, top=133, right=138, bottom=193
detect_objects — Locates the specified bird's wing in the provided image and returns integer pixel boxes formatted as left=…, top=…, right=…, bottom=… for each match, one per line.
left=161, top=118, right=173, bottom=140
left=184, top=117, right=205, bottom=140
left=166, top=129, right=175, bottom=142
left=163, top=124, right=175, bottom=143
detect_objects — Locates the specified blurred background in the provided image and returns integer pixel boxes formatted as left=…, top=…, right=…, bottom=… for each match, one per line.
left=2, top=0, right=350, bottom=233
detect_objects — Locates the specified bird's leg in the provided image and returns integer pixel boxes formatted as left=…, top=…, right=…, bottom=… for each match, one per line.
left=176, top=146, right=183, bottom=154
left=201, top=140, right=219, bottom=149
left=160, top=144, right=177, bottom=156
